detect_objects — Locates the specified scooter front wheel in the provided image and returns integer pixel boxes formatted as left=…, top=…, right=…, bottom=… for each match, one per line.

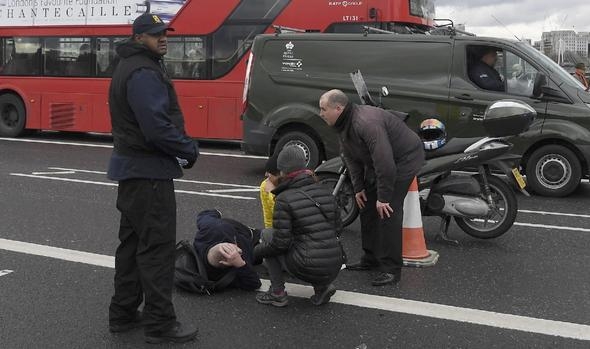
left=455, top=175, right=518, bottom=239
left=317, top=174, right=359, bottom=227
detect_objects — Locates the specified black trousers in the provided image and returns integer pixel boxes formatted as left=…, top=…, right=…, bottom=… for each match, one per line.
left=359, top=175, right=415, bottom=274
left=109, top=179, right=177, bottom=335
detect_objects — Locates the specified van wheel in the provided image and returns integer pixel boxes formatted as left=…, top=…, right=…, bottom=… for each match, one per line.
left=525, top=145, right=581, bottom=197
left=275, top=131, right=321, bottom=169
left=0, top=94, right=26, bottom=137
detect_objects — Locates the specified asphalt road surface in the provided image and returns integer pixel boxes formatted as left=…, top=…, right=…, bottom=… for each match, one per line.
left=1, top=133, right=589, bottom=349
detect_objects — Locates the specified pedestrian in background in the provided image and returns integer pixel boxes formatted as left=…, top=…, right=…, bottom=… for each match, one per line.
left=319, top=89, right=424, bottom=286
left=254, top=145, right=344, bottom=307
left=107, top=12, right=199, bottom=344
left=574, top=62, right=589, bottom=91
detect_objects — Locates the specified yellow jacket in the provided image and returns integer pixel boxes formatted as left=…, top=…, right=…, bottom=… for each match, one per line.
left=260, top=179, right=276, bottom=229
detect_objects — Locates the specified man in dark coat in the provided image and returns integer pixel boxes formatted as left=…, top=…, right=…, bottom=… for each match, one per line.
left=193, top=209, right=262, bottom=291
left=107, top=13, right=198, bottom=344
left=319, top=89, right=424, bottom=286
left=468, top=47, right=505, bottom=92
left=254, top=145, right=344, bottom=306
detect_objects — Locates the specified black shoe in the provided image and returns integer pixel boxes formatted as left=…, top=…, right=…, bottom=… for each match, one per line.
left=109, top=311, right=143, bottom=333
left=346, top=260, right=377, bottom=271
left=145, top=322, right=198, bottom=344
left=371, top=272, right=401, bottom=286
left=310, top=284, right=337, bottom=306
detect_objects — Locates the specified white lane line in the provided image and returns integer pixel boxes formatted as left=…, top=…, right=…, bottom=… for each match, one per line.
left=49, top=167, right=260, bottom=189
left=0, top=238, right=589, bottom=341
left=0, top=239, right=114, bottom=268
left=0, top=137, right=112, bottom=148
left=9, top=173, right=255, bottom=200
left=0, top=269, right=14, bottom=277
left=0, top=137, right=267, bottom=159
left=31, top=171, right=76, bottom=175
left=519, top=210, right=590, bottom=219
left=207, top=189, right=261, bottom=193
left=514, top=222, right=590, bottom=232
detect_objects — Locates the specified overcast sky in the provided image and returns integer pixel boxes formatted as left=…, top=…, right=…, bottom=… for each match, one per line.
left=434, top=0, right=590, bottom=42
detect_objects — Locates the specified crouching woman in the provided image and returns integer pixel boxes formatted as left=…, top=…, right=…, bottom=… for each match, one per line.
left=254, top=145, right=345, bottom=307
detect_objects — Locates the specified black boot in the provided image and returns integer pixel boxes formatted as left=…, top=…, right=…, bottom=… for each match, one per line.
left=371, top=272, right=401, bottom=286
left=145, top=322, right=198, bottom=344
left=346, top=260, right=378, bottom=271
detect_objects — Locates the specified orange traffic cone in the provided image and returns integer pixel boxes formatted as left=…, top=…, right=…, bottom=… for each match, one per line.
left=402, top=177, right=439, bottom=267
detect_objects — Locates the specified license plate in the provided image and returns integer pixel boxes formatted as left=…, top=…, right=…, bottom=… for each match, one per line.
left=512, top=168, right=526, bottom=189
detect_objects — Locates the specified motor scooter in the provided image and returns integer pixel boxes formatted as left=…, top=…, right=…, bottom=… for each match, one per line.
left=316, top=71, right=534, bottom=242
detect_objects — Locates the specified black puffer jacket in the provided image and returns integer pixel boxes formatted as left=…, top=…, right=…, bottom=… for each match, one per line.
left=254, top=172, right=344, bottom=286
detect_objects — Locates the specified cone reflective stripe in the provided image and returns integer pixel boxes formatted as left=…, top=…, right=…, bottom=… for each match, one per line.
left=402, top=177, right=439, bottom=267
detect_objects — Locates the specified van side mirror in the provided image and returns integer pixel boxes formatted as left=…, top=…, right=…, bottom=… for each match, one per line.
left=532, top=73, right=547, bottom=98
left=540, top=86, right=572, bottom=104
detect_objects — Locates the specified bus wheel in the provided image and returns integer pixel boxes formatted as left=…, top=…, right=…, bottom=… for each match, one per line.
left=525, top=144, right=582, bottom=197
left=0, top=94, right=26, bottom=137
left=275, top=131, right=321, bottom=169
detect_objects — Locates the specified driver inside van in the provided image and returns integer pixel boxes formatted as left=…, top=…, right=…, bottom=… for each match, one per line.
left=469, top=47, right=505, bottom=92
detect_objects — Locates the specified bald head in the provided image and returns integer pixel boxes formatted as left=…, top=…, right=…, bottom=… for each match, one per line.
left=319, top=89, right=348, bottom=126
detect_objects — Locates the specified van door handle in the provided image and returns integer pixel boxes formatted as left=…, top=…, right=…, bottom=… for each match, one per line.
left=454, top=94, right=473, bottom=101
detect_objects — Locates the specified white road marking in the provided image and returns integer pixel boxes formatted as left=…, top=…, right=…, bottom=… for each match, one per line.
left=0, top=269, right=14, bottom=277
left=519, top=209, right=590, bottom=219
left=207, top=189, right=261, bottom=193
left=9, top=173, right=255, bottom=200
left=0, top=237, right=589, bottom=341
left=48, top=167, right=260, bottom=189
left=0, top=137, right=268, bottom=159
left=31, top=171, right=76, bottom=175
left=514, top=222, right=590, bottom=232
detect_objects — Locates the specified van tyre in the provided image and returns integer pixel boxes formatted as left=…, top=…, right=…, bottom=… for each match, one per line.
left=455, top=175, right=517, bottom=239
left=0, top=94, right=26, bottom=137
left=525, top=145, right=581, bottom=197
left=317, top=174, right=359, bottom=227
left=275, top=131, right=321, bottom=169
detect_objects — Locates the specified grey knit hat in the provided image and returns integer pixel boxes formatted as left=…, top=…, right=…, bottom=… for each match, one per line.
left=277, top=145, right=307, bottom=174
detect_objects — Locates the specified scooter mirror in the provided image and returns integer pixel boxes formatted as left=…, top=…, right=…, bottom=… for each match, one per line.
left=381, top=86, right=389, bottom=97
left=483, top=99, right=536, bottom=137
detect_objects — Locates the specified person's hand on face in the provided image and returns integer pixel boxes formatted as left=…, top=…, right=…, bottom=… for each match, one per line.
left=218, top=243, right=245, bottom=267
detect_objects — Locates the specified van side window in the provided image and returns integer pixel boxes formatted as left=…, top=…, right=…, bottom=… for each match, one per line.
left=504, top=51, right=538, bottom=97
left=467, top=45, right=505, bottom=92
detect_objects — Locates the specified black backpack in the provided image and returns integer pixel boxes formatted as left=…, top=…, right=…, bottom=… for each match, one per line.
left=173, top=240, right=236, bottom=295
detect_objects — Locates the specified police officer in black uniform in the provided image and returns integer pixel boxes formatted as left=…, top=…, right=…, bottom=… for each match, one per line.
left=107, top=13, right=199, bottom=344
left=468, top=47, right=505, bottom=92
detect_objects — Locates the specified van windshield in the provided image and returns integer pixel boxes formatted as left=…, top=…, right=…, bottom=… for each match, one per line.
left=517, top=42, right=587, bottom=92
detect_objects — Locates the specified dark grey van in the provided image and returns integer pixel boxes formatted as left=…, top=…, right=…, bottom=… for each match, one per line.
left=242, top=33, right=590, bottom=197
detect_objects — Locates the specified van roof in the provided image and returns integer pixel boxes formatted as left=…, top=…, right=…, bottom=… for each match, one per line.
left=254, top=32, right=519, bottom=46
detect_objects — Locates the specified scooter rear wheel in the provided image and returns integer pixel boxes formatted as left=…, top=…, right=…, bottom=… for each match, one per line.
left=454, top=175, right=517, bottom=239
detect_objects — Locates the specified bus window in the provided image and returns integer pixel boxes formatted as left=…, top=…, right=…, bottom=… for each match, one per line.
left=165, top=36, right=208, bottom=79
left=97, top=37, right=126, bottom=77
left=211, top=0, right=290, bottom=78
left=2, top=38, right=42, bottom=76
left=44, top=37, right=93, bottom=76
left=0, top=38, right=16, bottom=75
left=212, top=24, right=266, bottom=78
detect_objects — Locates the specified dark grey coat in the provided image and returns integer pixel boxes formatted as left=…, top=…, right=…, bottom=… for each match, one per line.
left=335, top=103, right=425, bottom=202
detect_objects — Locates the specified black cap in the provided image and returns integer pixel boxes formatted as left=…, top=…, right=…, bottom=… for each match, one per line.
left=575, top=62, right=586, bottom=70
left=132, top=13, right=175, bottom=35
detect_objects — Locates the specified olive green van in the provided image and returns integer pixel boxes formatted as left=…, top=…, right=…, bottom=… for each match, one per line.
left=242, top=33, right=590, bottom=197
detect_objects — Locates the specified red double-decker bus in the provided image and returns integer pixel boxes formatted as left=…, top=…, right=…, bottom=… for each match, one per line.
left=0, top=0, right=434, bottom=139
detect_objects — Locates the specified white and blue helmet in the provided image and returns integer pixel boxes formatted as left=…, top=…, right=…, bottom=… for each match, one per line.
left=419, top=118, right=447, bottom=150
